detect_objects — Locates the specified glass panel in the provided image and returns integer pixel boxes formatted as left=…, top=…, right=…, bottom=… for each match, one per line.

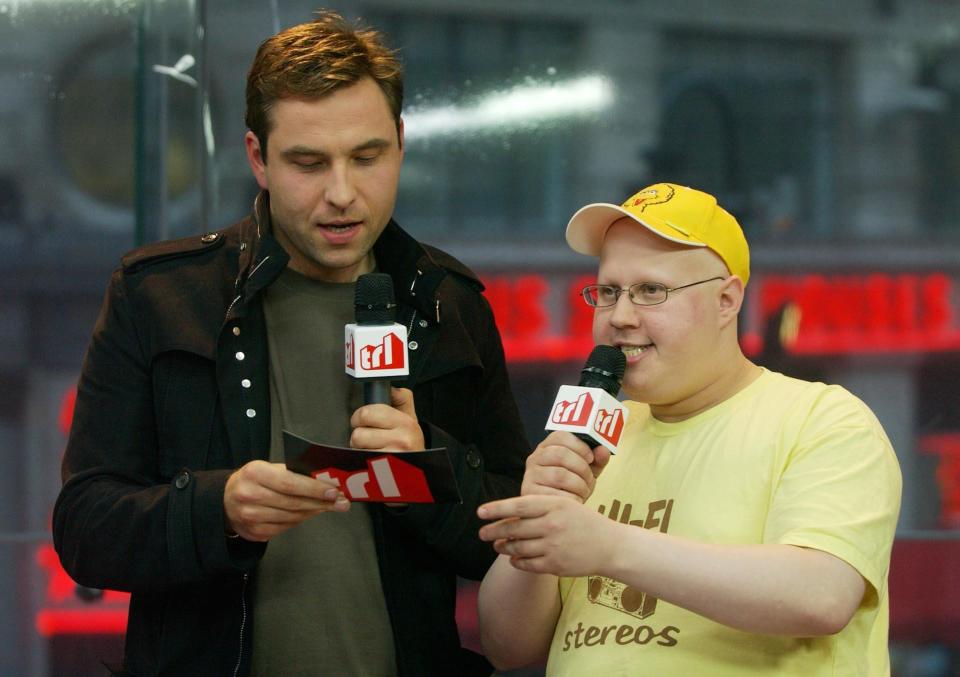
left=656, top=31, right=837, bottom=241
left=0, top=2, right=200, bottom=674
left=2, top=3, right=960, bottom=676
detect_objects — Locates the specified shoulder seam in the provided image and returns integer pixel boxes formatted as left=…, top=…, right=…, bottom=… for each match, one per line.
left=122, top=231, right=228, bottom=274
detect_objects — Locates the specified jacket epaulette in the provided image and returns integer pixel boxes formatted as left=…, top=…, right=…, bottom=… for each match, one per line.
left=421, top=243, right=484, bottom=292
left=121, top=230, right=228, bottom=274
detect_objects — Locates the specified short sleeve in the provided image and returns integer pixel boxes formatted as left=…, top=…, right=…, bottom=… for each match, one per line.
left=764, top=387, right=902, bottom=593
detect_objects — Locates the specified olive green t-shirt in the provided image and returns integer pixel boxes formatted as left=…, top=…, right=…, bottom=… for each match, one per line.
left=251, top=267, right=397, bottom=677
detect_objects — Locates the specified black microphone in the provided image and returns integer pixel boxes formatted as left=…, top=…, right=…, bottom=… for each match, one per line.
left=578, top=345, right=626, bottom=393
left=573, top=345, right=626, bottom=446
left=545, top=345, right=628, bottom=452
left=350, top=273, right=408, bottom=405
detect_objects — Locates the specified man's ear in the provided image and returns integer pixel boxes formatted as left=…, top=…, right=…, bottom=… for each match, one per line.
left=717, top=275, right=745, bottom=328
left=244, top=131, right=268, bottom=190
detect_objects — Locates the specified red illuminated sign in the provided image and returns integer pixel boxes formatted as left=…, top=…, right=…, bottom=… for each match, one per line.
left=481, top=272, right=960, bottom=361
left=755, top=273, right=957, bottom=354
left=35, top=544, right=129, bottom=636
left=919, top=433, right=960, bottom=529
left=34, top=386, right=131, bottom=637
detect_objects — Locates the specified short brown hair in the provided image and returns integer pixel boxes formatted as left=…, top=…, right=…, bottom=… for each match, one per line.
left=245, top=10, right=403, bottom=160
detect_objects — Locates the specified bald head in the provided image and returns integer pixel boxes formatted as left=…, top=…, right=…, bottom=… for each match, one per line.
left=599, top=218, right=731, bottom=290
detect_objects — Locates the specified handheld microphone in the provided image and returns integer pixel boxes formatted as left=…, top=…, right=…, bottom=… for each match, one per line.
left=544, top=345, right=629, bottom=453
left=345, top=273, right=410, bottom=405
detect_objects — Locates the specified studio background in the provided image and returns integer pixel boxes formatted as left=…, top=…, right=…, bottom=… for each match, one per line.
left=2, top=1, right=959, bottom=675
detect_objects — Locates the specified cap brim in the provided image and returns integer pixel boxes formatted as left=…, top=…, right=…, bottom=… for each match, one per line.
left=565, top=203, right=708, bottom=256
left=565, top=203, right=627, bottom=256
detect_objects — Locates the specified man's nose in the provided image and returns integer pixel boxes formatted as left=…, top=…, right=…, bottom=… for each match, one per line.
left=325, top=163, right=357, bottom=209
left=608, top=291, right=640, bottom=327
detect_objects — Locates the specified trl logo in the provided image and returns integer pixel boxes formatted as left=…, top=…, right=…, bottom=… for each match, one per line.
left=360, top=332, right=405, bottom=371
left=345, top=334, right=355, bottom=370
left=551, top=391, right=595, bottom=427
left=312, top=454, right=434, bottom=502
left=594, top=408, right=624, bottom=445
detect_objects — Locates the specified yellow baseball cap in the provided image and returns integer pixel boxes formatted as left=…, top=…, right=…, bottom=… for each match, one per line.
left=565, top=182, right=750, bottom=286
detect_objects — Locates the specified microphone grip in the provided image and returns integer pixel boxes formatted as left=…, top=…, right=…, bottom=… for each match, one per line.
left=575, top=432, right=599, bottom=448
left=364, top=379, right=392, bottom=406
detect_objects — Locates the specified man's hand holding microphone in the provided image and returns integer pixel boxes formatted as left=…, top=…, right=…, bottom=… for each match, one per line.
left=479, top=346, right=628, bottom=575
left=224, top=273, right=422, bottom=541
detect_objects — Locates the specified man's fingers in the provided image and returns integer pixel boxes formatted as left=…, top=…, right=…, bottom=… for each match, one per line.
left=390, top=387, right=417, bottom=418
left=243, top=461, right=340, bottom=500
left=524, top=467, right=591, bottom=501
left=523, top=445, right=596, bottom=500
left=233, top=482, right=345, bottom=512
left=477, top=495, right=554, bottom=521
left=227, top=485, right=351, bottom=541
left=350, top=403, right=395, bottom=430
left=350, top=425, right=421, bottom=452
left=351, top=394, right=417, bottom=429
left=542, top=431, right=595, bottom=460
left=523, top=484, right=590, bottom=501
left=233, top=501, right=349, bottom=527
left=590, top=445, right=612, bottom=478
left=479, top=514, right=553, bottom=544
left=224, top=460, right=355, bottom=540
left=350, top=399, right=425, bottom=451
left=493, top=535, right=544, bottom=559
left=527, top=444, right=593, bottom=476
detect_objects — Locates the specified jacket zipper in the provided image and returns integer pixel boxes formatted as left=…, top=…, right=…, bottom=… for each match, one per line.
left=230, top=253, right=264, bottom=677
left=407, top=309, right=417, bottom=336
left=233, top=572, right=249, bottom=677
left=407, top=270, right=422, bottom=335
left=225, top=255, right=272, bottom=323
left=225, top=294, right=242, bottom=322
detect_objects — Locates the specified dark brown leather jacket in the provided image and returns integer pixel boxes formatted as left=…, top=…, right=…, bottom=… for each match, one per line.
left=53, top=195, right=529, bottom=676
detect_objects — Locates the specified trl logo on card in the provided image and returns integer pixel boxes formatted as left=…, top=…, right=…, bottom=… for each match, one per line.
left=551, top=391, right=595, bottom=427
left=594, top=408, right=625, bottom=446
left=312, top=454, right=434, bottom=502
left=360, top=332, right=405, bottom=371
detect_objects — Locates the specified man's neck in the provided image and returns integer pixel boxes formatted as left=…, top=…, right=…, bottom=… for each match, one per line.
left=650, top=356, right=762, bottom=423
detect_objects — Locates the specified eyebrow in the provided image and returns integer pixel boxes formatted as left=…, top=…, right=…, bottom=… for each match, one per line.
left=280, top=138, right=392, bottom=160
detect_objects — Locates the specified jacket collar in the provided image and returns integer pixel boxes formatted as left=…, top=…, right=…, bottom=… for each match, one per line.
left=235, top=190, right=456, bottom=324
left=374, top=218, right=450, bottom=324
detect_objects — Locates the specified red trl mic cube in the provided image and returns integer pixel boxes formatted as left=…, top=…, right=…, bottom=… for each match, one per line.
left=545, top=385, right=629, bottom=453
left=344, top=323, right=410, bottom=379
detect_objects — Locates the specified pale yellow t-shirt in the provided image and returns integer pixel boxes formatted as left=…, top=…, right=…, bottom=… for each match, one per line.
left=547, top=369, right=902, bottom=677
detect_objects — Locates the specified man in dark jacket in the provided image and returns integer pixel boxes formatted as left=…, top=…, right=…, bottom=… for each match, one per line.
left=52, top=11, right=528, bottom=677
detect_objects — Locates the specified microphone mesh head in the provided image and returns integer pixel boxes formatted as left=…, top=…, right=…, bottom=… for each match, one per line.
left=579, top=345, right=626, bottom=395
left=355, top=273, right=396, bottom=325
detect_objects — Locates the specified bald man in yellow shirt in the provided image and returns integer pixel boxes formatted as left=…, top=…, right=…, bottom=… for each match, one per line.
left=477, top=183, right=902, bottom=676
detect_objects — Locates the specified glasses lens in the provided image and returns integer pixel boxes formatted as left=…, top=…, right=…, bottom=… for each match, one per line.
left=582, top=285, right=618, bottom=307
left=629, top=283, right=667, bottom=305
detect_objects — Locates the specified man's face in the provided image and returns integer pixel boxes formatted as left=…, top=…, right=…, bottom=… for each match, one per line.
left=245, top=77, right=403, bottom=282
left=592, top=218, right=730, bottom=407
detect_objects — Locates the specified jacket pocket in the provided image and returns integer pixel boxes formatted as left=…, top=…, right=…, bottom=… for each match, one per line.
left=153, top=351, right=217, bottom=478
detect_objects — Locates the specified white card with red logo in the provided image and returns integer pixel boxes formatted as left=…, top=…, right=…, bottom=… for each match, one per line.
left=283, top=431, right=460, bottom=504
left=544, top=385, right=629, bottom=454
left=344, top=323, right=410, bottom=379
